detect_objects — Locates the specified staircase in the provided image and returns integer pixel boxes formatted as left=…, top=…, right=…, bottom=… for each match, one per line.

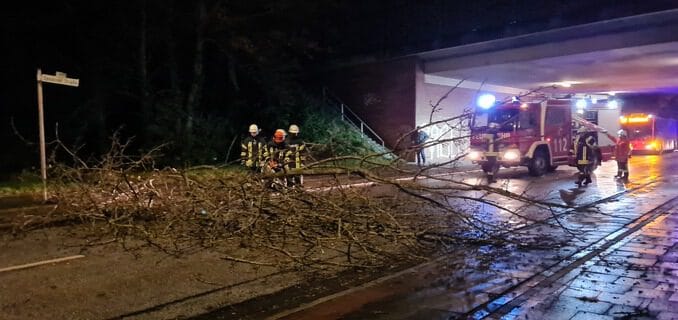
left=322, top=87, right=387, bottom=149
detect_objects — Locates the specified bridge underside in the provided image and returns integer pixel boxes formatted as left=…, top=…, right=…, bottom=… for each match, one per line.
left=323, top=10, right=678, bottom=164
left=419, top=9, right=678, bottom=95
left=414, top=9, right=678, bottom=164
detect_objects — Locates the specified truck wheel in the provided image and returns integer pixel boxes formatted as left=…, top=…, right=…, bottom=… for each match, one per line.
left=528, top=150, right=548, bottom=176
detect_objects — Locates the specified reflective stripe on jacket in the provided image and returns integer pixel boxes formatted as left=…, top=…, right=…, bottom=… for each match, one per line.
left=574, top=134, right=596, bottom=165
left=241, top=136, right=266, bottom=168
left=267, top=141, right=290, bottom=170
left=285, top=135, right=306, bottom=169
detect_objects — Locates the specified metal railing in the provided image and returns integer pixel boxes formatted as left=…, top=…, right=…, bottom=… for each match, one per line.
left=322, top=87, right=386, bottom=147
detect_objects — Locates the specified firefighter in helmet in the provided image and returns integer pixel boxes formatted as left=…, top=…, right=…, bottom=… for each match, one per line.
left=285, top=124, right=306, bottom=187
left=240, top=124, right=267, bottom=173
left=265, top=129, right=289, bottom=187
left=604, top=129, right=632, bottom=181
left=484, top=122, right=501, bottom=183
left=573, top=126, right=597, bottom=187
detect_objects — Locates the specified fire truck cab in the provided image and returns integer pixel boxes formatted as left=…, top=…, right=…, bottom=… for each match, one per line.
left=620, top=113, right=678, bottom=155
left=468, top=98, right=619, bottom=177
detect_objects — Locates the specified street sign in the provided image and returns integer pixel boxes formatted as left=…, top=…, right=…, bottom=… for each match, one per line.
left=39, top=72, right=80, bottom=87
left=35, top=68, right=80, bottom=201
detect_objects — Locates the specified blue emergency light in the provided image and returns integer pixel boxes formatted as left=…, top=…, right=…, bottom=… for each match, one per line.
left=477, top=94, right=496, bottom=109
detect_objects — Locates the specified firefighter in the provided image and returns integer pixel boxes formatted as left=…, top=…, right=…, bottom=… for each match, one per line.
left=265, top=129, right=289, bottom=188
left=285, top=124, right=306, bottom=187
left=240, top=124, right=267, bottom=173
left=573, top=126, right=597, bottom=187
left=484, top=122, right=501, bottom=183
left=604, top=129, right=632, bottom=181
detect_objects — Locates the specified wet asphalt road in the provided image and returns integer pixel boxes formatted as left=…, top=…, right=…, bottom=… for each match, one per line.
left=266, top=152, right=678, bottom=320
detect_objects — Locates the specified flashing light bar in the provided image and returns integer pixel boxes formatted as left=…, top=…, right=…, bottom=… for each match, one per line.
left=620, top=115, right=650, bottom=124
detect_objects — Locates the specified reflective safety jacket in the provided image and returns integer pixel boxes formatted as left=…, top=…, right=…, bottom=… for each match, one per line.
left=241, top=135, right=267, bottom=168
left=602, top=132, right=632, bottom=162
left=267, top=140, right=289, bottom=170
left=614, top=138, right=632, bottom=162
left=574, top=134, right=596, bottom=165
left=285, top=135, right=306, bottom=170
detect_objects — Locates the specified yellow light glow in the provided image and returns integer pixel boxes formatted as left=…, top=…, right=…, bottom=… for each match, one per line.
left=628, top=117, right=649, bottom=123
left=468, top=150, right=481, bottom=161
left=503, top=149, right=520, bottom=161
left=621, top=115, right=650, bottom=124
left=644, top=140, right=660, bottom=150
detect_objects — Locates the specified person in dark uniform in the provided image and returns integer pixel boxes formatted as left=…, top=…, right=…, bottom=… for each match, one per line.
left=285, top=124, right=306, bottom=187
left=240, top=124, right=267, bottom=173
left=411, top=125, right=429, bottom=166
left=264, top=129, right=289, bottom=188
left=573, top=126, right=597, bottom=187
left=483, top=122, right=501, bottom=183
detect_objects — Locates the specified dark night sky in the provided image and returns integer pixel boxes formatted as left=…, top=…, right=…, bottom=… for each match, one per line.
left=2, top=0, right=677, bottom=176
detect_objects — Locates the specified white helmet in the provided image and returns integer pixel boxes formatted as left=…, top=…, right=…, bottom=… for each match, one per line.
left=288, top=124, right=300, bottom=134
left=617, top=129, right=627, bottom=137
left=248, top=124, right=259, bottom=133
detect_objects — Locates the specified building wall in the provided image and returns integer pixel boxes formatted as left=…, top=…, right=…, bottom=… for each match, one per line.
left=322, top=57, right=418, bottom=152
left=415, top=66, right=515, bottom=164
left=322, top=56, right=522, bottom=165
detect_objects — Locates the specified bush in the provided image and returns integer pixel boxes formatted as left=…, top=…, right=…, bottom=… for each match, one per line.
left=299, top=100, right=386, bottom=160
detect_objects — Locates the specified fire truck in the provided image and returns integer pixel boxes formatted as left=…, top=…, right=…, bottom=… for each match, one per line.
left=620, top=113, right=678, bottom=155
left=468, top=98, right=620, bottom=177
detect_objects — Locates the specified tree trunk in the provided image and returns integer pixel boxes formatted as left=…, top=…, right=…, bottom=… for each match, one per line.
left=139, top=0, right=151, bottom=145
left=184, top=0, right=207, bottom=157
left=227, top=53, right=240, bottom=92
left=165, top=2, right=180, bottom=95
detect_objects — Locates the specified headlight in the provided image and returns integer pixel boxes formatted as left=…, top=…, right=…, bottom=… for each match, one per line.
left=645, top=141, right=658, bottom=150
left=503, top=149, right=520, bottom=161
left=468, top=150, right=481, bottom=161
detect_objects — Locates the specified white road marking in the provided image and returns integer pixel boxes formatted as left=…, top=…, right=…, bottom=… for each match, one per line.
left=305, top=169, right=482, bottom=193
left=0, top=255, right=85, bottom=273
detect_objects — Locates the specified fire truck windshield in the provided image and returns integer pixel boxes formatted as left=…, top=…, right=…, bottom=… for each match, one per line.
left=626, top=125, right=652, bottom=140
left=473, top=109, right=519, bottom=132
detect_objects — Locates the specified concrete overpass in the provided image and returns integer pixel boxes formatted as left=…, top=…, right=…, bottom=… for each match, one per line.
left=323, top=9, right=678, bottom=163
left=418, top=9, right=678, bottom=94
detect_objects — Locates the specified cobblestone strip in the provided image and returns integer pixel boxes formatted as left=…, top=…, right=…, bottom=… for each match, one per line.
left=466, top=195, right=678, bottom=319
left=497, top=202, right=678, bottom=320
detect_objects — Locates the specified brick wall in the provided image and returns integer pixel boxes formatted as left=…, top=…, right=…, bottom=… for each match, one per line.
left=322, top=57, right=418, bottom=152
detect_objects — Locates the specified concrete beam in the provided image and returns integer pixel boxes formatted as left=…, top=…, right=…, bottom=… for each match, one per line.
left=421, top=9, right=678, bottom=74
left=423, top=75, right=525, bottom=95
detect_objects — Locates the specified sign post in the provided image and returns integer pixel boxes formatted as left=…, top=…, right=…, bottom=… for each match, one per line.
left=36, top=69, right=79, bottom=201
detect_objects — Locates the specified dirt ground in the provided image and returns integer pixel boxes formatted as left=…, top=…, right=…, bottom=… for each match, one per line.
left=0, top=195, right=427, bottom=319
left=0, top=164, right=479, bottom=319
left=1, top=222, right=358, bottom=319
